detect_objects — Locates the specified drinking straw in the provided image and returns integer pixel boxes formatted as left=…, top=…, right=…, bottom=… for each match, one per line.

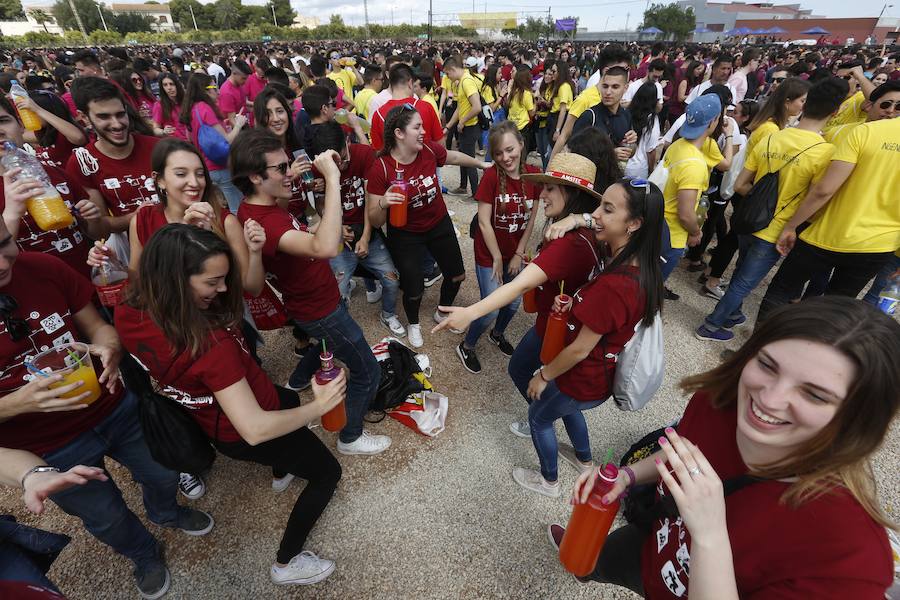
left=322, top=339, right=327, bottom=355
left=25, top=363, right=50, bottom=378
left=603, top=448, right=614, bottom=470
left=66, top=348, right=84, bottom=369
left=559, top=281, right=565, bottom=296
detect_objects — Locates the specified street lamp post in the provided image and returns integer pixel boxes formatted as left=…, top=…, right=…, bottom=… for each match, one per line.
left=66, top=0, right=88, bottom=41
left=96, top=2, right=108, bottom=32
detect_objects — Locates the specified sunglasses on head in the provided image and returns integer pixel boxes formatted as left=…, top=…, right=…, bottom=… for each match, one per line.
left=266, top=162, right=290, bottom=175
left=206, top=84, right=218, bottom=90
left=877, top=99, right=900, bottom=110
left=401, top=102, right=416, bottom=111
left=0, top=294, right=30, bottom=342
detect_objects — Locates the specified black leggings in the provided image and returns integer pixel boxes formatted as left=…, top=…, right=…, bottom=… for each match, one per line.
left=215, top=386, right=342, bottom=564
left=386, top=214, right=465, bottom=324
left=686, top=190, right=728, bottom=263
left=583, top=522, right=646, bottom=595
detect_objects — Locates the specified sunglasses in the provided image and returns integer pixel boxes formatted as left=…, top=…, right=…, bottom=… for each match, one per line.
left=839, top=74, right=854, bottom=81
left=877, top=99, right=900, bottom=110
left=131, top=77, right=142, bottom=83
left=771, top=77, right=786, bottom=82
left=266, top=162, right=290, bottom=175
left=0, top=294, right=30, bottom=342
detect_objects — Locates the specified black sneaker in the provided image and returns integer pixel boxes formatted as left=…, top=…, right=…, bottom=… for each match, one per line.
left=686, top=261, right=707, bottom=272
left=664, top=287, right=680, bottom=301
left=424, top=267, right=443, bottom=288
left=488, top=331, right=515, bottom=356
left=456, top=342, right=482, bottom=374
left=175, top=508, right=214, bottom=536
left=135, top=551, right=170, bottom=600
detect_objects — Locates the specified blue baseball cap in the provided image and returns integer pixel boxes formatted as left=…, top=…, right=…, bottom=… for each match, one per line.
left=680, top=94, right=722, bottom=140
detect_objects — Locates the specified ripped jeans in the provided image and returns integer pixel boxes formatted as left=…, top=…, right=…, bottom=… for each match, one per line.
left=330, top=231, right=400, bottom=318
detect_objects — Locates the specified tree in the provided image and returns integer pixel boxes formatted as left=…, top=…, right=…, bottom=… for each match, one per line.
left=51, top=0, right=116, bottom=33
left=0, top=0, right=24, bottom=20
left=503, top=16, right=548, bottom=41
left=640, top=2, right=695, bottom=41
left=28, top=8, right=53, bottom=32
left=113, top=11, right=155, bottom=33
left=168, top=0, right=213, bottom=30
left=269, top=0, right=294, bottom=28
left=212, top=0, right=242, bottom=30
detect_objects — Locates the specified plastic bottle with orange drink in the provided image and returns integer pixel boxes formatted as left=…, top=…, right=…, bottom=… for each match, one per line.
left=316, top=342, right=347, bottom=432
left=9, top=80, right=41, bottom=131
left=387, top=172, right=408, bottom=228
left=1, top=142, right=73, bottom=231
left=540, top=284, right=572, bottom=364
left=559, top=461, right=622, bottom=577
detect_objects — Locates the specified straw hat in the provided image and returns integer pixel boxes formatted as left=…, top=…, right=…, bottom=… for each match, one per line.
left=521, top=152, right=605, bottom=200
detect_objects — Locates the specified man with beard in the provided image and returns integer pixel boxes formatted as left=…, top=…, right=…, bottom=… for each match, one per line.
left=64, top=77, right=159, bottom=239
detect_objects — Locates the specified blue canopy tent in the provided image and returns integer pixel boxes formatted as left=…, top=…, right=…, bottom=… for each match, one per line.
left=751, top=28, right=769, bottom=35
left=641, top=26, right=663, bottom=34
left=693, top=26, right=712, bottom=33
left=801, top=26, right=830, bottom=35
left=767, top=26, right=787, bottom=34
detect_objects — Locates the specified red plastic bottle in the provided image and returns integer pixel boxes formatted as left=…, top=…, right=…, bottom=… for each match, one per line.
left=522, top=289, right=538, bottom=313
left=559, top=463, right=622, bottom=577
left=316, top=351, right=346, bottom=432
left=540, top=294, right=572, bottom=364
left=388, top=177, right=408, bottom=228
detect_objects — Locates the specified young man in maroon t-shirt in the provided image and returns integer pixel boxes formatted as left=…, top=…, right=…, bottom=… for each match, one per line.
left=0, top=222, right=212, bottom=599
left=370, top=64, right=444, bottom=152
left=65, top=77, right=160, bottom=239
left=231, top=129, right=390, bottom=456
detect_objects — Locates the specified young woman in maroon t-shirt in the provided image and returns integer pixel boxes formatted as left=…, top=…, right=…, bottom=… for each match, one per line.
left=116, top=224, right=346, bottom=587
left=504, top=178, right=664, bottom=497
left=367, top=105, right=490, bottom=348
left=556, top=297, right=899, bottom=599
left=455, top=121, right=542, bottom=374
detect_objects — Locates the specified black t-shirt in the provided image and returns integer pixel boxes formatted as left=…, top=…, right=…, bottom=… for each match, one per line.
left=573, top=103, right=632, bottom=145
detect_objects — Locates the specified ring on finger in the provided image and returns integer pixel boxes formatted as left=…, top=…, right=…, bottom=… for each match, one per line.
left=688, top=466, right=701, bottom=477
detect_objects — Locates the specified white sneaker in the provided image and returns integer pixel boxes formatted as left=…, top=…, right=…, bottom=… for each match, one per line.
left=336, top=430, right=392, bottom=456
left=433, top=309, right=463, bottom=334
left=509, top=421, right=531, bottom=438
left=272, top=473, right=295, bottom=493
left=270, top=551, right=335, bottom=585
left=407, top=324, right=423, bottom=348
left=348, top=279, right=357, bottom=297
left=380, top=313, right=406, bottom=337
left=366, top=282, right=383, bottom=303
left=178, top=473, right=205, bottom=500
left=512, top=467, right=560, bottom=498
left=558, top=443, right=594, bottom=473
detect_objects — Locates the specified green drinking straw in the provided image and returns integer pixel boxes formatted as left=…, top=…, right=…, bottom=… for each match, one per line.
left=66, top=348, right=83, bottom=369
left=603, top=448, right=614, bottom=470
left=322, top=339, right=327, bottom=355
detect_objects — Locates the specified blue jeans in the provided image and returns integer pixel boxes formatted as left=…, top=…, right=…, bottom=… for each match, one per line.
left=508, top=326, right=543, bottom=402
left=529, top=380, right=605, bottom=482
left=863, top=253, right=900, bottom=305
left=464, top=263, right=521, bottom=348
left=330, top=233, right=400, bottom=318
left=43, top=390, right=178, bottom=571
left=705, top=235, right=781, bottom=330
left=210, top=168, right=243, bottom=214
left=292, top=302, right=380, bottom=443
left=0, top=517, right=69, bottom=593
left=661, top=246, right=685, bottom=281
left=535, top=124, right=551, bottom=170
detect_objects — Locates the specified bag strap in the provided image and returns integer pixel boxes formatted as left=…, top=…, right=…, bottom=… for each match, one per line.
left=647, top=474, right=764, bottom=523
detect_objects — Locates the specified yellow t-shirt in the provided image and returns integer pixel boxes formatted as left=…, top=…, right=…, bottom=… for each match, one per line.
left=822, top=121, right=859, bottom=148
left=745, top=119, right=779, bottom=158
left=825, top=90, right=867, bottom=131
left=743, top=128, right=835, bottom=244
left=551, top=82, right=574, bottom=113
left=701, top=137, right=724, bottom=170
left=420, top=92, right=439, bottom=118
left=509, top=90, right=534, bottom=131
left=354, top=88, right=377, bottom=120
left=441, top=74, right=453, bottom=99
left=456, top=73, right=480, bottom=127
left=800, top=117, right=900, bottom=253
left=662, top=138, right=713, bottom=249
left=473, top=74, right=495, bottom=105
left=568, top=86, right=601, bottom=119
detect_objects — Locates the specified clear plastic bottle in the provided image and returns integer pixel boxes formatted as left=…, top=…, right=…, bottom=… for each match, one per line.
left=91, top=254, right=129, bottom=307
left=877, top=270, right=900, bottom=316
left=1, top=142, right=72, bottom=231
left=9, top=80, right=41, bottom=131
left=696, top=192, right=710, bottom=229
left=334, top=108, right=371, bottom=133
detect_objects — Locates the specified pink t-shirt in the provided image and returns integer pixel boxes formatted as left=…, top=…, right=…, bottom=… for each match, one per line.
left=218, top=79, right=246, bottom=117
left=190, top=102, right=228, bottom=172
left=151, top=100, right=188, bottom=140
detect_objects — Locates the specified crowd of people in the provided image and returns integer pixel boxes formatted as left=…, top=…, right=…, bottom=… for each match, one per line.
left=0, top=36, right=899, bottom=599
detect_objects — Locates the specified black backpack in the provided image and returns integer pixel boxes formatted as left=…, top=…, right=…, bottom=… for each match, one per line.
left=119, top=352, right=216, bottom=475
left=731, top=137, right=823, bottom=235
left=365, top=341, right=425, bottom=422
left=475, top=75, right=494, bottom=131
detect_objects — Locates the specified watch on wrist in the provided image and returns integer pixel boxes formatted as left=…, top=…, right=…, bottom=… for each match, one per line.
left=21, top=465, right=60, bottom=488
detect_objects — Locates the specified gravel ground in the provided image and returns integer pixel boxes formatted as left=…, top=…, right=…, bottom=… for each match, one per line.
left=3, top=161, right=898, bottom=600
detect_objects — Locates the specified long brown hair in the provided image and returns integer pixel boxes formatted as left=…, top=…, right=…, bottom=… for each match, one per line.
left=748, top=77, right=810, bottom=131
left=509, top=68, right=532, bottom=107
left=126, top=224, right=243, bottom=358
left=488, top=120, right=526, bottom=217
left=681, top=296, right=900, bottom=528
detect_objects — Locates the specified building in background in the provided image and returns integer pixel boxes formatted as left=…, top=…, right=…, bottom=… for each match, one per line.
left=291, top=14, right=319, bottom=29
left=0, top=5, right=63, bottom=36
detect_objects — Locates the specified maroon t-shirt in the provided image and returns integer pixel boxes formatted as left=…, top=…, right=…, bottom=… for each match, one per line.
left=237, top=202, right=339, bottom=322
left=473, top=165, right=542, bottom=267
left=133, top=203, right=231, bottom=246
left=340, top=144, right=376, bottom=225
left=366, top=141, right=448, bottom=233
left=0, top=253, right=122, bottom=456
left=557, top=267, right=643, bottom=401
left=641, top=393, right=894, bottom=598
left=0, top=162, right=91, bottom=280
left=530, top=229, right=601, bottom=336
left=64, top=134, right=160, bottom=217
left=33, top=134, right=78, bottom=170
left=115, top=304, right=280, bottom=443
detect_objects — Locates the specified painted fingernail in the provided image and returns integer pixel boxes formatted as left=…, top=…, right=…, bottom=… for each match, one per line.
left=654, top=458, right=662, bottom=465
left=601, top=497, right=610, bottom=505
left=665, top=427, right=675, bottom=434
left=658, top=436, right=668, bottom=445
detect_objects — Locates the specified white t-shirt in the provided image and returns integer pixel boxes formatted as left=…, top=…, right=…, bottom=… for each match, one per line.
left=623, top=79, right=664, bottom=105
left=624, top=118, right=661, bottom=179
left=585, top=69, right=602, bottom=90
left=685, top=80, right=738, bottom=105
left=727, top=70, right=750, bottom=104
left=206, top=63, right=226, bottom=84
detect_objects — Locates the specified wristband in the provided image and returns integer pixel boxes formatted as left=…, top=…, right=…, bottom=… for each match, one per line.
left=621, top=465, right=636, bottom=488
left=21, top=465, right=59, bottom=488
left=538, top=366, right=551, bottom=383
left=378, top=197, right=385, bottom=210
